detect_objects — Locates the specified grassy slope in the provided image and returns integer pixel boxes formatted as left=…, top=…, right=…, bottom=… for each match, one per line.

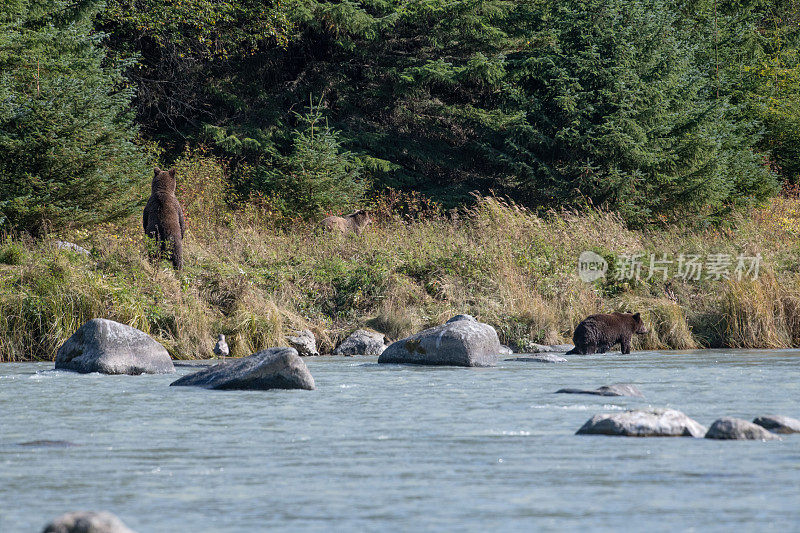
left=2, top=157, right=799, bottom=362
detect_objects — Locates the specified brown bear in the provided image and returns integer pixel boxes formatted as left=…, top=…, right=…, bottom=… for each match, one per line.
left=143, top=167, right=185, bottom=269
left=566, top=312, right=647, bottom=355
left=320, top=209, right=372, bottom=235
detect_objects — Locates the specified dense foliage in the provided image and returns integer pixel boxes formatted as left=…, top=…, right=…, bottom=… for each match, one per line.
left=2, top=0, right=799, bottom=232
left=0, top=0, right=148, bottom=234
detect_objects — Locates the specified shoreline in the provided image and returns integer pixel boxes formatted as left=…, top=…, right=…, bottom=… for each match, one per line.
left=2, top=195, right=799, bottom=362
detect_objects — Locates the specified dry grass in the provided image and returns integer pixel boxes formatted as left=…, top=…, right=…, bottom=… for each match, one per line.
left=2, top=151, right=799, bottom=361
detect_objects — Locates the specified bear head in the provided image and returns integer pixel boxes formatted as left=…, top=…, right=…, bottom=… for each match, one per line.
left=350, top=209, right=372, bottom=228
left=152, top=167, right=177, bottom=195
left=632, top=312, right=648, bottom=334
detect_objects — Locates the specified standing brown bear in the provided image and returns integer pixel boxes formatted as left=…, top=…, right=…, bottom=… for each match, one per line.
left=566, top=312, right=648, bottom=355
left=143, top=167, right=185, bottom=269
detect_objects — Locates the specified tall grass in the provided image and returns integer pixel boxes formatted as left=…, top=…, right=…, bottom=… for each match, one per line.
left=2, top=150, right=799, bottom=361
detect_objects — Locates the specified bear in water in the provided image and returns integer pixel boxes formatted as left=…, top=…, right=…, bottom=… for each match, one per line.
left=143, top=167, right=185, bottom=269
left=566, top=312, right=647, bottom=355
left=320, top=209, right=372, bottom=235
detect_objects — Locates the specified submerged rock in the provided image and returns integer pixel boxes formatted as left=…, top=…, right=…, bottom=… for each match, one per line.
left=42, top=511, right=135, bottom=533
left=532, top=343, right=575, bottom=353
left=172, top=360, right=214, bottom=368
left=752, top=415, right=800, bottom=434
left=170, top=347, right=315, bottom=390
left=557, top=383, right=644, bottom=398
left=55, top=319, right=174, bottom=375
left=287, top=329, right=319, bottom=357
left=333, top=329, right=385, bottom=356
left=506, top=354, right=567, bottom=363
left=577, top=408, right=706, bottom=437
left=705, top=417, right=781, bottom=440
left=18, top=440, right=80, bottom=448
left=378, top=315, right=501, bottom=367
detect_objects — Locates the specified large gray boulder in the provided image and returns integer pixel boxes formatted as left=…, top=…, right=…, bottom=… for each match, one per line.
left=557, top=383, right=644, bottom=398
left=378, top=315, right=501, bottom=367
left=286, top=329, right=319, bottom=357
left=170, top=347, right=315, bottom=390
left=705, top=417, right=781, bottom=440
left=55, top=319, right=174, bottom=375
left=333, top=329, right=386, bottom=356
left=577, top=408, right=706, bottom=437
left=752, top=415, right=800, bottom=434
left=42, top=511, right=135, bottom=533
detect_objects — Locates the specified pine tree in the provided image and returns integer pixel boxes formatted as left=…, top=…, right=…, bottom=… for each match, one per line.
left=0, top=0, right=148, bottom=234
left=255, top=102, right=366, bottom=218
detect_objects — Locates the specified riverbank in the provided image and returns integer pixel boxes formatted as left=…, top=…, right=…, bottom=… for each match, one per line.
left=1, top=178, right=799, bottom=361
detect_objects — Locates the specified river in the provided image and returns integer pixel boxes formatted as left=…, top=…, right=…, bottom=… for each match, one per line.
left=1, top=350, right=798, bottom=532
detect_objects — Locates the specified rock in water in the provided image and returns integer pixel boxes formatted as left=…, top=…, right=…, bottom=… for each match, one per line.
left=577, top=408, right=706, bottom=437
left=506, top=354, right=567, bottom=363
left=499, top=345, right=513, bottom=355
left=378, top=315, right=501, bottom=367
left=42, top=511, right=136, bottom=533
left=333, top=329, right=386, bottom=356
left=170, top=347, right=315, bottom=390
left=287, top=329, right=319, bottom=357
left=55, top=319, right=174, bottom=375
left=752, top=415, right=800, bottom=434
left=532, top=343, right=575, bottom=353
left=18, top=440, right=79, bottom=448
left=705, top=417, right=781, bottom=440
left=213, top=334, right=229, bottom=358
left=557, top=383, right=644, bottom=398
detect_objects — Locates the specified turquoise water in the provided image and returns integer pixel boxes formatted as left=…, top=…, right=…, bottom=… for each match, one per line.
left=1, top=350, right=799, bottom=532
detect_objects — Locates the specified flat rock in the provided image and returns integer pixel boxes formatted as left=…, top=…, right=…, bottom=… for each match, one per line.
left=55, top=319, right=174, bottom=375
left=577, top=408, right=706, bottom=437
left=378, top=315, right=501, bottom=367
left=42, top=511, right=135, bottom=533
left=506, top=354, right=567, bottom=363
left=286, top=329, right=319, bottom=357
left=170, top=347, right=315, bottom=390
left=705, top=417, right=781, bottom=440
left=333, top=329, right=386, bottom=356
left=532, top=343, right=575, bottom=353
left=752, top=415, right=800, bottom=434
left=557, top=383, right=643, bottom=397
left=54, top=240, right=91, bottom=256
left=172, top=360, right=215, bottom=368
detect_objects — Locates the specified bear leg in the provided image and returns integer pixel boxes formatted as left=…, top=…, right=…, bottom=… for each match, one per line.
left=620, top=339, right=631, bottom=354
left=170, top=237, right=183, bottom=270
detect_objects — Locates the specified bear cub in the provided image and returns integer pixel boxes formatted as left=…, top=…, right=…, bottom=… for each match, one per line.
left=143, top=167, right=185, bottom=269
left=566, top=312, right=647, bottom=355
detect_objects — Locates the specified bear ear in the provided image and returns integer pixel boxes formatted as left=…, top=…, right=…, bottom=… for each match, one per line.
left=633, top=312, right=641, bottom=321
left=168, top=168, right=176, bottom=178
left=154, top=167, right=162, bottom=176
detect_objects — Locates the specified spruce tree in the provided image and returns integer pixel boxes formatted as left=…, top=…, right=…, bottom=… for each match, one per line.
left=0, top=0, right=148, bottom=234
